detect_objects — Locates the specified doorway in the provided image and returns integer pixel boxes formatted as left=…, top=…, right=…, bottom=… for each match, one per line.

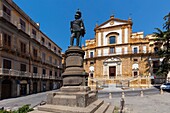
left=1, top=79, right=12, bottom=99
left=20, top=84, right=27, bottom=96
left=33, top=82, right=37, bottom=93
left=109, top=66, right=116, bottom=78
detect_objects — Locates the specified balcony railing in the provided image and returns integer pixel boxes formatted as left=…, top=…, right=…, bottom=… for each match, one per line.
left=32, top=73, right=40, bottom=78
left=0, top=10, right=11, bottom=22
left=31, top=34, right=36, bottom=39
left=0, top=68, right=62, bottom=80
left=18, top=24, right=26, bottom=32
left=0, top=68, right=31, bottom=77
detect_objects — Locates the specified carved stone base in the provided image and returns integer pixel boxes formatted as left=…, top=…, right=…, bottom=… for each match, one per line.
left=46, top=86, right=97, bottom=107
left=30, top=86, right=115, bottom=113
left=62, top=46, right=88, bottom=86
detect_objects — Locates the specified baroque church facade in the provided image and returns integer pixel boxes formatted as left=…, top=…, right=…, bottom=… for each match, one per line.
left=83, top=15, right=159, bottom=81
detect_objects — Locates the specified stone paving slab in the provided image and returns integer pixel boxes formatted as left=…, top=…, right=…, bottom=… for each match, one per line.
left=104, top=92, right=170, bottom=113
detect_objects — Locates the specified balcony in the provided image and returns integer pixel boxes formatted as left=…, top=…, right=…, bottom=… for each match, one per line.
left=31, top=34, right=36, bottom=39
left=32, top=73, right=40, bottom=78
left=0, top=68, right=62, bottom=80
left=31, top=56, right=41, bottom=62
left=0, top=68, right=31, bottom=77
left=42, top=74, right=49, bottom=79
left=0, top=10, right=11, bottom=22
left=0, top=44, right=11, bottom=51
left=18, top=24, right=26, bottom=32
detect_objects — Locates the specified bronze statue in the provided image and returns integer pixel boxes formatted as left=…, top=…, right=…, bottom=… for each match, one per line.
left=70, top=9, right=85, bottom=47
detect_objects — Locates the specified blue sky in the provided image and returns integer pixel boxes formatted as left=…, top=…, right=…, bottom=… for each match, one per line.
left=13, top=0, right=170, bottom=52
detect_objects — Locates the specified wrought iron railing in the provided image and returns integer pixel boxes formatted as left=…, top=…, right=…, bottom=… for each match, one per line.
left=0, top=68, right=61, bottom=80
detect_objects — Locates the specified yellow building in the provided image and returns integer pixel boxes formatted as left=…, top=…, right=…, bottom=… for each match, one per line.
left=0, top=0, right=62, bottom=99
left=83, top=15, right=160, bottom=86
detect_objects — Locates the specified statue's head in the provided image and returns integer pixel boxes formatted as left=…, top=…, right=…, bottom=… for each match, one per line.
left=75, top=9, right=81, bottom=19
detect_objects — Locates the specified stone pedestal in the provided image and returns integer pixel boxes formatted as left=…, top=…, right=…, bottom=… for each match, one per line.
left=47, top=86, right=97, bottom=107
left=62, top=46, right=88, bottom=86
left=31, top=46, right=114, bottom=113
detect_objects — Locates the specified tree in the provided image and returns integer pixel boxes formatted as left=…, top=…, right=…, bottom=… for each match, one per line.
left=154, top=12, right=170, bottom=77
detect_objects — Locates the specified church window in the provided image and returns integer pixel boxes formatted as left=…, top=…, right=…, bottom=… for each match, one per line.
left=109, top=36, right=116, bottom=44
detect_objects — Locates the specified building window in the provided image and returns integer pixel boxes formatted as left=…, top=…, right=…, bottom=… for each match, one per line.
left=19, top=18, right=26, bottom=31
left=153, top=60, right=159, bottom=74
left=143, top=46, right=147, bottom=53
left=59, top=70, right=62, bottom=77
left=49, top=70, right=52, bottom=76
left=110, top=47, right=115, bottom=54
left=32, top=29, right=36, bottom=39
left=41, top=37, right=45, bottom=45
left=55, top=71, right=58, bottom=77
left=20, top=42, right=26, bottom=53
left=59, top=61, right=61, bottom=66
left=48, top=42, right=51, bottom=49
left=3, top=5, right=11, bottom=21
left=154, top=47, right=159, bottom=53
left=42, top=69, right=46, bottom=75
left=20, top=64, right=26, bottom=72
left=3, top=33, right=11, bottom=47
left=109, top=36, right=116, bottom=44
left=90, top=73, right=93, bottom=78
left=58, top=50, right=61, bottom=54
left=54, top=59, right=57, bottom=65
left=3, top=59, right=11, bottom=69
left=133, top=47, right=138, bottom=54
left=90, top=61, right=94, bottom=65
left=42, top=52, right=46, bottom=62
left=33, top=67, right=38, bottom=73
left=133, top=59, right=138, bottom=62
left=134, top=71, right=138, bottom=77
left=33, top=48, right=38, bottom=57
left=49, top=56, right=52, bottom=64
left=90, top=52, right=94, bottom=58
left=54, top=47, right=56, bottom=52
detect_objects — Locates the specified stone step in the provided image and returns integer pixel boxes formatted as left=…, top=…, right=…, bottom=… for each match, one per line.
left=94, top=103, right=109, bottom=113
left=29, top=110, right=52, bottom=113
left=35, top=99, right=104, bottom=113
left=105, top=105, right=114, bottom=113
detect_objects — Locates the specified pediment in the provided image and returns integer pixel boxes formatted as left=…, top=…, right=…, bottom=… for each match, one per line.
left=96, top=17, right=131, bottom=30
left=104, top=57, right=121, bottom=63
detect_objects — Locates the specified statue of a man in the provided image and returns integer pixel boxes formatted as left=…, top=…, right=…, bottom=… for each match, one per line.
left=70, top=10, right=85, bottom=47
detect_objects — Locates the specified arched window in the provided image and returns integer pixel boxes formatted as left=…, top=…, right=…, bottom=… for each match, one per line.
left=109, top=36, right=116, bottom=44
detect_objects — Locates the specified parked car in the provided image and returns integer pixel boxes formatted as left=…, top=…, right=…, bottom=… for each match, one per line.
left=160, top=83, right=170, bottom=90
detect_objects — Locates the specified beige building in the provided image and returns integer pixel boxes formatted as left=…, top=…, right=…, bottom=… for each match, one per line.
left=0, top=0, right=62, bottom=99
left=83, top=15, right=160, bottom=84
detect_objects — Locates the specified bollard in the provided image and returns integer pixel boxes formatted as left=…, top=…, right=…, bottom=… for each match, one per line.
left=109, top=92, right=112, bottom=99
left=120, top=97, right=125, bottom=113
left=160, top=88, right=163, bottom=95
left=140, top=90, right=144, bottom=97
left=122, top=91, right=125, bottom=98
